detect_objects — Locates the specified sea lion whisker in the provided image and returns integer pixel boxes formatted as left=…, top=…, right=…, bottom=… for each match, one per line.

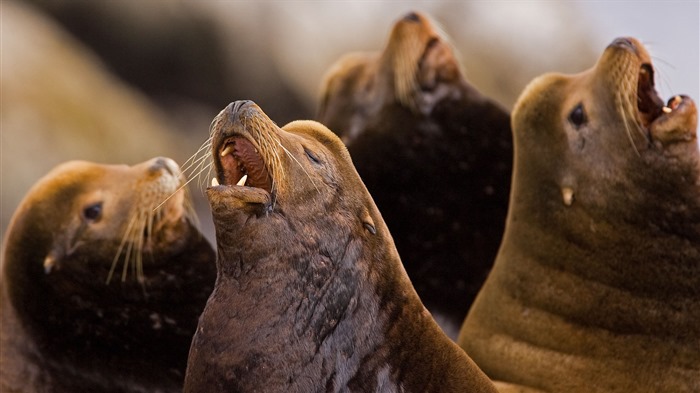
left=617, top=90, right=642, bottom=157
left=121, top=214, right=148, bottom=282
left=107, top=213, right=140, bottom=284
left=200, top=161, right=214, bottom=193
left=277, top=139, right=321, bottom=194
left=133, top=214, right=147, bottom=284
left=152, top=161, right=212, bottom=212
left=181, top=140, right=212, bottom=175
left=183, top=150, right=213, bottom=183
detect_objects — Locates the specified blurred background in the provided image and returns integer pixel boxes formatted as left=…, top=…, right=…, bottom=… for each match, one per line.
left=2, top=0, right=698, bottom=245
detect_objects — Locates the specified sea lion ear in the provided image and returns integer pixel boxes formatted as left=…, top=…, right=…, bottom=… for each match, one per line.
left=43, top=220, right=87, bottom=274
left=361, top=209, right=377, bottom=235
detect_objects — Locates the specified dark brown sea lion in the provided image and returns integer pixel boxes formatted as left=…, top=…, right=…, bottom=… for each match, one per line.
left=1, top=158, right=216, bottom=393
left=317, top=11, right=512, bottom=334
left=458, top=37, right=700, bottom=392
left=184, top=100, right=497, bottom=393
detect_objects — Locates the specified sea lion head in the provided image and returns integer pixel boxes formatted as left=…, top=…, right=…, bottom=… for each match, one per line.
left=2, top=157, right=214, bottom=356
left=207, top=100, right=380, bottom=258
left=4, top=158, right=194, bottom=281
left=511, top=36, right=699, bottom=234
left=318, top=11, right=465, bottom=143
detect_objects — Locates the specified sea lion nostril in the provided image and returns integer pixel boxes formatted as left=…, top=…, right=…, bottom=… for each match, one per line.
left=230, top=100, right=253, bottom=115
left=609, top=37, right=638, bottom=55
left=403, top=11, right=420, bottom=22
left=150, top=157, right=174, bottom=175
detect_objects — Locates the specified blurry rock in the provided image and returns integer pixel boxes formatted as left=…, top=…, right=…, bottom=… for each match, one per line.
left=1, top=1, right=200, bottom=240
left=26, top=0, right=312, bottom=125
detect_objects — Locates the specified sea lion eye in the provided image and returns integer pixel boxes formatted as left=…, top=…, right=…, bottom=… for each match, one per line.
left=568, top=104, right=587, bottom=128
left=83, top=202, right=103, bottom=222
left=304, top=148, right=321, bottom=165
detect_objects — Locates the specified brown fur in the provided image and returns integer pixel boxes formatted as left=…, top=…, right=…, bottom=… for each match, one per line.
left=1, top=158, right=216, bottom=393
left=458, top=37, right=700, bottom=392
left=184, top=100, right=497, bottom=393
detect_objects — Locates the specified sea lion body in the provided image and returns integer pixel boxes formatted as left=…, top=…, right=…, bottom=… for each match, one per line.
left=184, top=100, right=497, bottom=393
left=318, top=11, right=512, bottom=333
left=458, top=38, right=700, bottom=392
left=1, top=158, right=216, bottom=392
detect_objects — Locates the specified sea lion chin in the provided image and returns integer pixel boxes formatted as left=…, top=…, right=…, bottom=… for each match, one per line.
left=184, top=100, right=498, bottom=393
left=458, top=37, right=700, bottom=393
left=317, top=11, right=512, bottom=335
left=1, top=157, right=216, bottom=393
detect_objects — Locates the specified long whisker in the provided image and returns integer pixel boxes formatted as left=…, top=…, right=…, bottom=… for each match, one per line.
left=152, top=161, right=212, bottom=212
left=107, top=213, right=140, bottom=284
left=182, top=139, right=212, bottom=175
left=618, top=90, right=641, bottom=157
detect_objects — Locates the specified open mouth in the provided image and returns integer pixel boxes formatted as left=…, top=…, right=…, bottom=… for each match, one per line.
left=213, top=136, right=273, bottom=193
left=636, top=63, right=687, bottom=131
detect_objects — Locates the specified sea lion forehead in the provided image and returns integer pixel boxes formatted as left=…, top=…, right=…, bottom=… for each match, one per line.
left=27, top=161, right=109, bottom=200
left=282, top=120, right=349, bottom=157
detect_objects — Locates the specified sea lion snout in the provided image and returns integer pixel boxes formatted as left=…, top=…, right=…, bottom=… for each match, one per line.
left=147, top=157, right=180, bottom=177
left=608, top=37, right=638, bottom=54
left=223, top=100, right=256, bottom=125
left=402, top=11, right=421, bottom=23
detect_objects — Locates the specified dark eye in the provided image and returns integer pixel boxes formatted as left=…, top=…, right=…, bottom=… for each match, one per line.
left=83, top=202, right=103, bottom=222
left=568, top=103, right=587, bottom=128
left=304, top=148, right=321, bottom=165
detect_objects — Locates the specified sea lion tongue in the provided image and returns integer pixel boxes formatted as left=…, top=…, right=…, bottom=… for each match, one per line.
left=218, top=137, right=272, bottom=191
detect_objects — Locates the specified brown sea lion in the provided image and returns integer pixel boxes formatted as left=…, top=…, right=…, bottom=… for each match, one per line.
left=458, top=37, right=700, bottom=392
left=318, top=11, right=512, bottom=335
left=184, top=100, right=497, bottom=393
left=1, top=158, right=216, bottom=393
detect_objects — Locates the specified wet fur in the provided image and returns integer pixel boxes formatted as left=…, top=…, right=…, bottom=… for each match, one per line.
left=184, top=101, right=497, bottom=393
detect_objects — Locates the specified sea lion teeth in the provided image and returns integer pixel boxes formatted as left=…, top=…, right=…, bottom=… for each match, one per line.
left=236, top=174, right=248, bottom=186
left=669, top=95, right=683, bottom=110
left=662, top=106, right=672, bottom=113
left=220, top=145, right=234, bottom=157
left=211, top=177, right=219, bottom=187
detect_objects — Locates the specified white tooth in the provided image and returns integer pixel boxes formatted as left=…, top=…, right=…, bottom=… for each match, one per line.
left=220, top=145, right=234, bottom=157
left=211, top=177, right=219, bottom=186
left=662, top=106, right=672, bottom=114
left=236, top=174, right=248, bottom=186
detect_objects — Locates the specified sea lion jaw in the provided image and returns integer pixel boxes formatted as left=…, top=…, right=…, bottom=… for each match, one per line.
left=598, top=37, right=698, bottom=148
left=207, top=101, right=276, bottom=216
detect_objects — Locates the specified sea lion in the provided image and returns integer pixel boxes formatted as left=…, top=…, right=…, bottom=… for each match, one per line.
left=317, top=11, right=512, bottom=335
left=184, top=100, right=497, bottom=393
left=1, top=157, right=216, bottom=393
left=458, top=37, right=700, bottom=392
